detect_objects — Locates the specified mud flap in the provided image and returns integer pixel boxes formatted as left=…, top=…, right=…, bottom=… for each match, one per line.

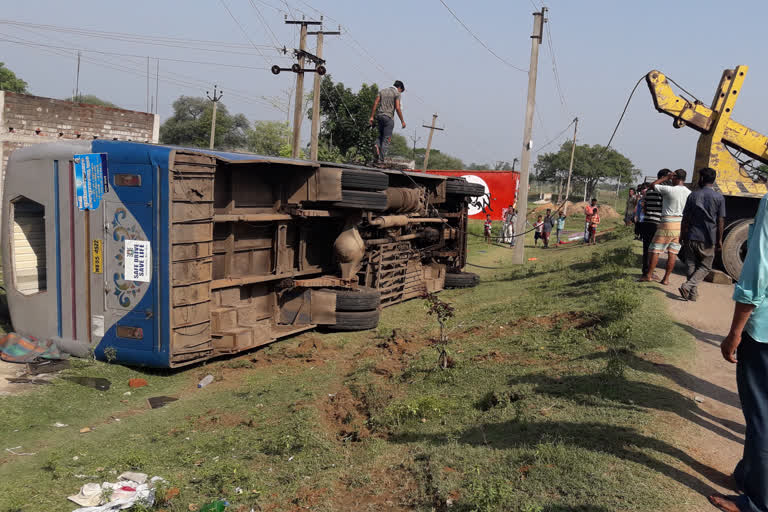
left=310, top=289, right=336, bottom=325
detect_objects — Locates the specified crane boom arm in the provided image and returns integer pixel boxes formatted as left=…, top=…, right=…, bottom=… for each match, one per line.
left=646, top=67, right=768, bottom=197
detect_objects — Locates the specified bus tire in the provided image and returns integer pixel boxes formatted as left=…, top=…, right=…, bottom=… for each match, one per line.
left=444, top=271, right=480, bottom=288
left=323, top=287, right=381, bottom=312
left=445, top=180, right=485, bottom=197
left=341, top=169, right=389, bottom=192
left=328, top=310, right=381, bottom=331
left=332, top=190, right=388, bottom=211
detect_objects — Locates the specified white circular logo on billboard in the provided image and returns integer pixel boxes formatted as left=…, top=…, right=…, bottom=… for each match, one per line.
left=462, top=174, right=490, bottom=216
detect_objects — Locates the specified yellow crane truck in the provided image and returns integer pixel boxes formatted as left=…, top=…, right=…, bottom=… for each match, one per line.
left=646, top=65, right=768, bottom=280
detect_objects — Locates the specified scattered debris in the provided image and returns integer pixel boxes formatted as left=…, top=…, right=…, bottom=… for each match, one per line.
left=123, top=391, right=131, bottom=396
left=53, top=422, right=69, bottom=428
left=199, top=499, right=230, bottom=512
left=128, top=378, right=148, bottom=388
left=119, top=471, right=148, bottom=485
left=80, top=427, right=92, bottom=434
left=5, top=377, right=52, bottom=385
left=5, top=446, right=36, bottom=456
left=67, top=473, right=164, bottom=512
left=64, top=377, right=111, bottom=391
left=694, top=395, right=704, bottom=403
left=0, top=332, right=69, bottom=362
left=27, top=359, right=71, bottom=375
left=148, top=396, right=179, bottom=409
left=198, top=375, right=214, bottom=388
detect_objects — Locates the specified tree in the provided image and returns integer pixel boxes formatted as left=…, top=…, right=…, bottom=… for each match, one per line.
left=160, top=96, right=249, bottom=150
left=247, top=121, right=290, bottom=156
left=534, top=141, right=639, bottom=200
left=0, top=62, right=27, bottom=93
left=388, top=134, right=411, bottom=158
left=310, top=75, right=380, bottom=164
left=73, top=94, right=119, bottom=108
left=415, top=148, right=465, bottom=170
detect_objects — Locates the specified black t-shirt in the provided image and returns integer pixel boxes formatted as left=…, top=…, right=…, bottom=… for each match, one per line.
left=682, top=187, right=726, bottom=246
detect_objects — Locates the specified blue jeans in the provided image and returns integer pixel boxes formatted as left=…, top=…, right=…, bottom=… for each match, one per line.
left=734, top=333, right=768, bottom=511
left=375, top=114, right=394, bottom=161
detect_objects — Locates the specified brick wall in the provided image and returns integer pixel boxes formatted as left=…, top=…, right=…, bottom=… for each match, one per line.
left=0, top=91, right=160, bottom=199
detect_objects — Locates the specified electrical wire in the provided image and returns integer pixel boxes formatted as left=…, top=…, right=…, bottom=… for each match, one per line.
left=248, top=0, right=284, bottom=49
left=544, top=20, right=570, bottom=117
left=219, top=0, right=271, bottom=62
left=532, top=118, right=576, bottom=153
left=437, top=0, right=527, bottom=73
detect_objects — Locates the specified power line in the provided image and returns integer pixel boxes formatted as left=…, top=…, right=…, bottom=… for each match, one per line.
left=532, top=118, right=576, bottom=153
left=0, top=37, right=270, bottom=71
left=544, top=19, right=570, bottom=117
left=219, top=0, right=271, bottom=62
left=248, top=0, right=284, bottom=49
left=437, top=0, right=527, bottom=73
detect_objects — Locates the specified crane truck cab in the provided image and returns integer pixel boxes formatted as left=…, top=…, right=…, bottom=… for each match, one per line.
left=1, top=141, right=483, bottom=367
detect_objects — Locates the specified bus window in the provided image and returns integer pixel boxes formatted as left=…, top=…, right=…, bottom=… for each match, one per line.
left=11, top=197, right=47, bottom=295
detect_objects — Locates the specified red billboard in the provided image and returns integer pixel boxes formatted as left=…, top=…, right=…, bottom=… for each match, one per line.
left=424, top=170, right=520, bottom=221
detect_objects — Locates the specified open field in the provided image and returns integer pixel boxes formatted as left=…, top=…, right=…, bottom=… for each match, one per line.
left=0, top=222, right=712, bottom=512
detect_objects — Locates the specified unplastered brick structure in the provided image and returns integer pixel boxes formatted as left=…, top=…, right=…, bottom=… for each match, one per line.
left=0, top=91, right=159, bottom=205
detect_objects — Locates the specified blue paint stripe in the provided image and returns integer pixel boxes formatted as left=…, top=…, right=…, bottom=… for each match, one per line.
left=53, top=160, right=62, bottom=338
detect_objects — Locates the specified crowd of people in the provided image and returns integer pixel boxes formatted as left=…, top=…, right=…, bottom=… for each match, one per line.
left=624, top=167, right=725, bottom=302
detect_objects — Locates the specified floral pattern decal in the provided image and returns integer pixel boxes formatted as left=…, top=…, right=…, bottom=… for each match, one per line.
left=111, top=208, right=147, bottom=308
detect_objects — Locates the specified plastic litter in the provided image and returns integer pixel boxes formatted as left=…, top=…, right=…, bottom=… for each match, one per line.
left=200, top=500, right=229, bottom=512
left=197, top=375, right=214, bottom=388
left=128, top=378, right=148, bottom=388
left=53, top=422, right=69, bottom=428
left=5, top=446, right=35, bottom=456
left=68, top=474, right=163, bottom=512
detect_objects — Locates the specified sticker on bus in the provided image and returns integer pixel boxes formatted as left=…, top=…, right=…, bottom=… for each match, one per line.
left=92, top=239, right=103, bottom=274
left=125, top=240, right=151, bottom=282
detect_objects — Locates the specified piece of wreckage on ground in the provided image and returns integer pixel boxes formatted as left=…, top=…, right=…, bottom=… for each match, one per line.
left=1, top=141, right=483, bottom=368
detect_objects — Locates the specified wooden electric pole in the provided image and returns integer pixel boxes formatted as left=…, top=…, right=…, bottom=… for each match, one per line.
left=291, top=22, right=308, bottom=159
left=563, top=117, right=578, bottom=214
left=513, top=6, right=546, bottom=264
left=422, top=114, right=444, bottom=170
left=308, top=24, right=340, bottom=161
left=206, top=85, right=223, bottom=150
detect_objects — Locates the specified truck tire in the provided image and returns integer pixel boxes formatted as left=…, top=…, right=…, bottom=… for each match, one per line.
left=445, top=180, right=485, bottom=197
left=328, top=310, right=380, bottom=331
left=444, top=271, right=480, bottom=288
left=330, top=287, right=381, bottom=312
left=332, top=190, right=387, bottom=211
left=722, top=219, right=751, bottom=280
left=341, top=169, right=388, bottom=192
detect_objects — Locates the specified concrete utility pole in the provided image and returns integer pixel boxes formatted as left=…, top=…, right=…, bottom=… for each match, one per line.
left=206, top=85, right=223, bottom=150
left=308, top=24, right=340, bottom=161
left=292, top=23, right=308, bottom=159
left=513, top=6, right=546, bottom=265
left=563, top=117, right=578, bottom=215
left=422, top=114, right=444, bottom=170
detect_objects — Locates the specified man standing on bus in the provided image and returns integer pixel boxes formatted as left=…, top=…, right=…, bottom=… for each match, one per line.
left=369, top=80, right=406, bottom=164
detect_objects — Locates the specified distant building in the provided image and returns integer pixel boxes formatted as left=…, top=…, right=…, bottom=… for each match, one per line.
left=0, top=91, right=159, bottom=203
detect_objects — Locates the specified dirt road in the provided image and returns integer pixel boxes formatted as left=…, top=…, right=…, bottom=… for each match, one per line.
left=655, top=264, right=745, bottom=504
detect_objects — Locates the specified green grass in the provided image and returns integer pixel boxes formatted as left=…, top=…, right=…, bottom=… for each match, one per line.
left=0, top=226, right=704, bottom=512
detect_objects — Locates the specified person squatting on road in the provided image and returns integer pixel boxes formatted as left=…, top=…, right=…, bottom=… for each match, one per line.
left=679, top=167, right=725, bottom=302
left=584, top=198, right=597, bottom=242
left=640, top=168, right=691, bottom=285
left=711, top=192, right=768, bottom=512
left=369, top=80, right=406, bottom=164
left=542, top=208, right=554, bottom=248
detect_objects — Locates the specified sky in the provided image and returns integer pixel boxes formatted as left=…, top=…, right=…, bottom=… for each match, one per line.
left=2, top=0, right=768, bottom=178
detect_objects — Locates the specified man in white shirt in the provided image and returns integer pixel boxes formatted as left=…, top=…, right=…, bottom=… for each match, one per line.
left=640, top=168, right=691, bottom=285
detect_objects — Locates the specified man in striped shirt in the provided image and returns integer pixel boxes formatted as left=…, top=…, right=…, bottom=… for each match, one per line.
left=637, top=169, right=669, bottom=278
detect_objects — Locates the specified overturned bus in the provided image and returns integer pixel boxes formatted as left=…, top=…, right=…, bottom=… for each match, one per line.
left=1, top=141, right=483, bottom=368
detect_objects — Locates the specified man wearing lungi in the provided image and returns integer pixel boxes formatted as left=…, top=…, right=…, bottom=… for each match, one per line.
left=639, top=168, right=691, bottom=285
